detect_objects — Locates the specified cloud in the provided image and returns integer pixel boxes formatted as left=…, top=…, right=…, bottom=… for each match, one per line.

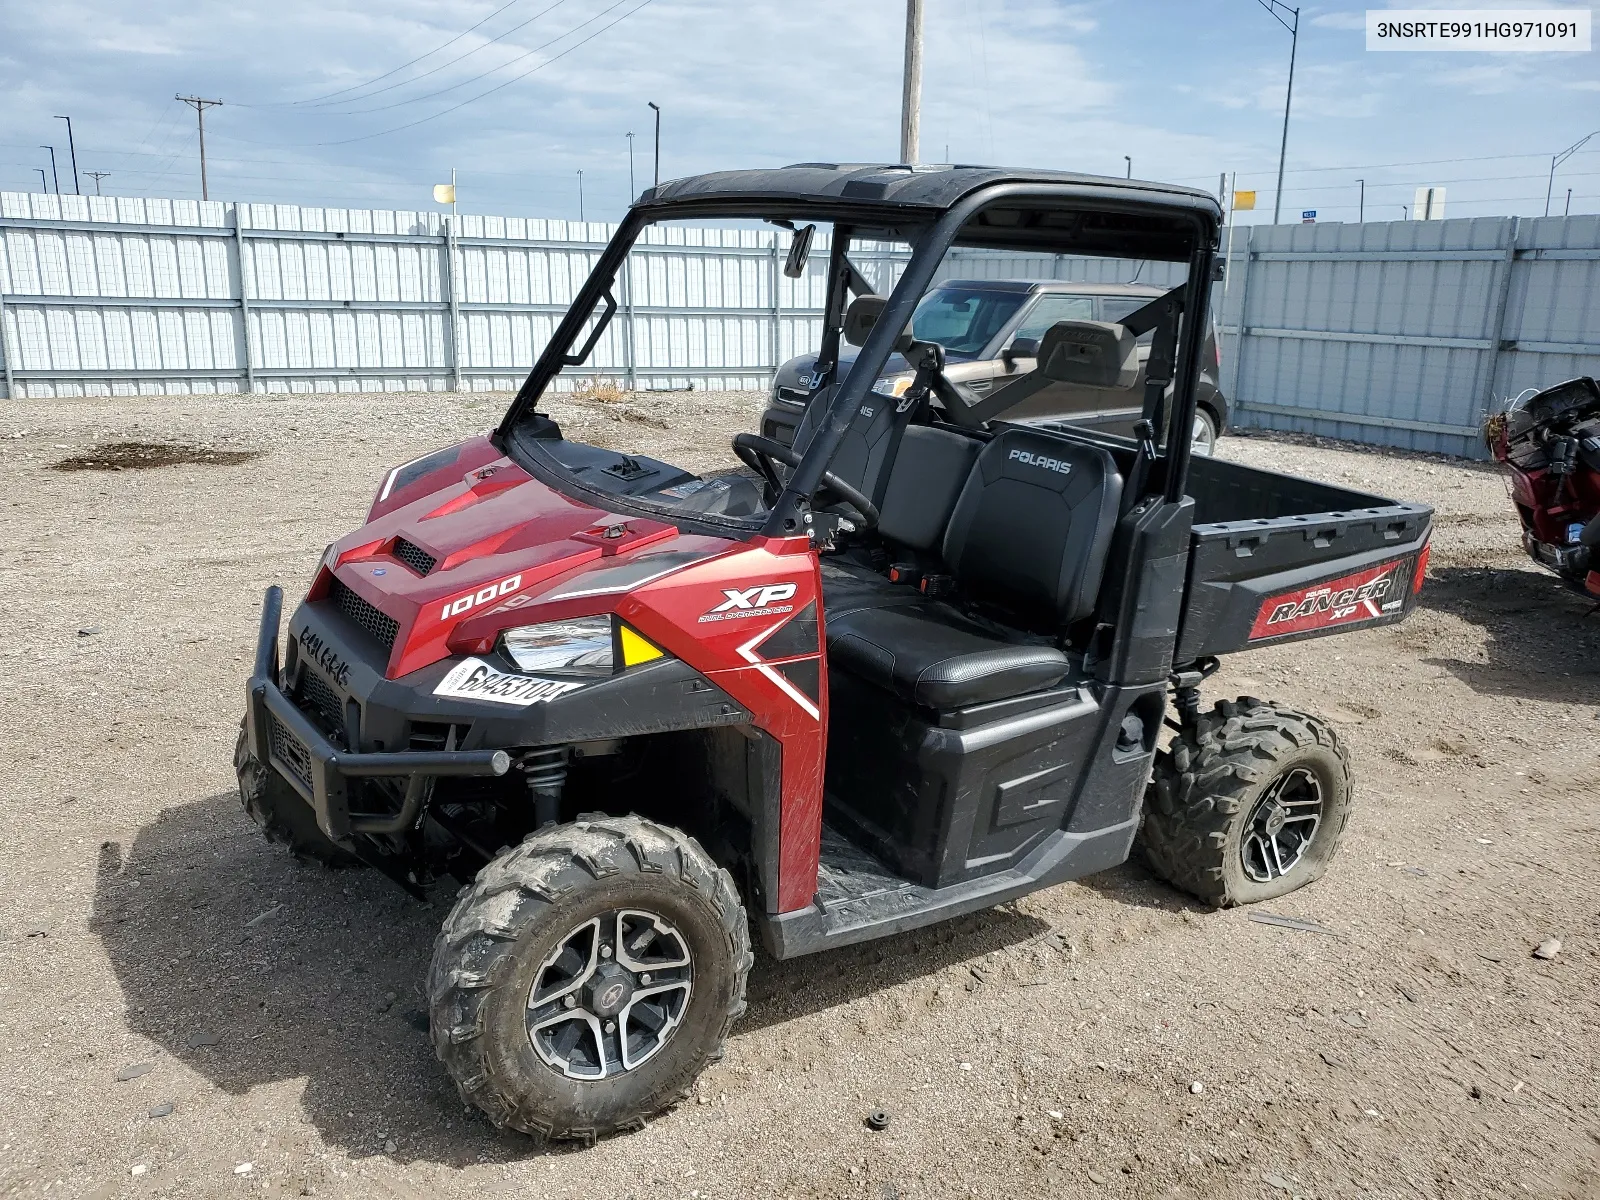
left=1310, top=11, right=1367, bottom=31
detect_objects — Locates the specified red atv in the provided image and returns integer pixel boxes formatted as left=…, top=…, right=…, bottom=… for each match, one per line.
left=238, top=164, right=1432, bottom=1143
left=1484, top=376, right=1600, bottom=596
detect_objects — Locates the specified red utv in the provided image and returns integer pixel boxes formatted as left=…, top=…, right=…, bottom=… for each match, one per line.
left=238, top=164, right=1433, bottom=1143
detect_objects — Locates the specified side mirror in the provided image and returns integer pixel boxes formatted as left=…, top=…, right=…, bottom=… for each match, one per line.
left=843, top=295, right=913, bottom=352
left=1001, top=336, right=1039, bottom=368
left=1035, top=320, right=1139, bottom=389
left=783, top=224, right=816, bottom=279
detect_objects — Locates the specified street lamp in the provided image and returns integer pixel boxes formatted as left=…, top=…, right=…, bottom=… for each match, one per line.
left=1546, top=131, right=1598, bottom=216
left=1356, top=178, right=1364, bottom=223
left=626, top=131, right=636, bottom=202
left=1123, top=155, right=1131, bottom=178
left=40, top=145, right=59, bottom=194
left=1256, top=0, right=1300, bottom=224
left=53, top=116, right=80, bottom=193
left=577, top=170, right=585, bottom=223
left=647, top=102, right=661, bottom=188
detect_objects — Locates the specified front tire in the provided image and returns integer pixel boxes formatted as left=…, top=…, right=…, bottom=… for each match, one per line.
left=1139, top=698, right=1352, bottom=907
left=428, top=815, right=751, bottom=1143
left=233, top=722, right=361, bottom=868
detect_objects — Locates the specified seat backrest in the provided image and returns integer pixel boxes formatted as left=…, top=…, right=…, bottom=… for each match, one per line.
left=875, top=425, right=983, bottom=551
left=941, top=427, right=1123, bottom=627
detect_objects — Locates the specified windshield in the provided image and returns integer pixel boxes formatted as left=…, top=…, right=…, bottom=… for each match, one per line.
left=909, top=286, right=1026, bottom=358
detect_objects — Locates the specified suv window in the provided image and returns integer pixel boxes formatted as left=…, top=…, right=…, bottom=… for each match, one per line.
left=1100, top=296, right=1155, bottom=345
left=911, top=287, right=1027, bottom=357
left=1011, top=293, right=1096, bottom=343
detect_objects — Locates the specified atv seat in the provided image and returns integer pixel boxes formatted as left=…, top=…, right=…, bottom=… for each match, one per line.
left=823, top=428, right=1122, bottom=709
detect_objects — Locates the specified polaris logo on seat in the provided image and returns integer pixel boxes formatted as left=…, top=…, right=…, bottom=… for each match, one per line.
left=1009, top=448, right=1073, bottom=475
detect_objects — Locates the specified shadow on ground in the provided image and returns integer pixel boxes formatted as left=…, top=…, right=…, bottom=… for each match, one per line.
left=1416, top=565, right=1600, bottom=704
left=91, top=792, right=1050, bottom=1164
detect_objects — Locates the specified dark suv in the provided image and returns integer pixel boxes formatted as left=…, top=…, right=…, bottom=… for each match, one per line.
left=762, top=278, right=1229, bottom=453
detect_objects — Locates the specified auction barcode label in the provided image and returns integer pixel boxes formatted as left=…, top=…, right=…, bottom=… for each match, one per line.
left=1367, top=8, right=1591, bottom=50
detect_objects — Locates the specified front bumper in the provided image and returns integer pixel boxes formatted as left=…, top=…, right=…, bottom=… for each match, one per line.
left=243, top=586, right=511, bottom=842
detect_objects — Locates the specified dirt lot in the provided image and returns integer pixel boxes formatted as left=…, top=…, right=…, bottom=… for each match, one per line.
left=1, top=387, right=1597, bottom=1200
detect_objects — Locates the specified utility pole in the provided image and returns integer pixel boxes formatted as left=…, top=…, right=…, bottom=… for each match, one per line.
left=1546, top=131, right=1598, bottom=216
left=647, top=102, right=661, bottom=188
left=53, top=116, right=80, bottom=192
left=626, top=131, right=635, bottom=201
left=899, top=0, right=923, bottom=163
left=1256, top=0, right=1299, bottom=224
left=40, top=146, right=59, bottom=194
left=577, top=170, right=585, bottom=223
left=1356, top=178, right=1364, bottom=222
left=176, top=95, right=224, bottom=201
left=87, top=170, right=111, bottom=196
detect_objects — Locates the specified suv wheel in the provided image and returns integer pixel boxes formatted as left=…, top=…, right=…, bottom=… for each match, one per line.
left=428, top=815, right=751, bottom=1143
left=1191, top=408, right=1219, bottom=456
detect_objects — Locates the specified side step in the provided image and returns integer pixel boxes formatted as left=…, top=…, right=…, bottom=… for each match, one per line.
left=757, top=818, right=1137, bottom=959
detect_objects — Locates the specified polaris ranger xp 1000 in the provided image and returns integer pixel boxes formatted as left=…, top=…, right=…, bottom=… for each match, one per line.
left=238, top=164, right=1433, bottom=1142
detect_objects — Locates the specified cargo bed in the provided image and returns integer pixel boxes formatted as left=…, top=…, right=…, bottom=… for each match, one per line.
left=1176, top=455, right=1433, bottom=660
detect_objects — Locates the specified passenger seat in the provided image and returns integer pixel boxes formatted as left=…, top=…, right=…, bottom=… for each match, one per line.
left=824, top=428, right=1122, bottom=709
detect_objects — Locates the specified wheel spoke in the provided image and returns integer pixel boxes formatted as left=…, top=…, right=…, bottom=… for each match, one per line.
left=1269, top=837, right=1286, bottom=878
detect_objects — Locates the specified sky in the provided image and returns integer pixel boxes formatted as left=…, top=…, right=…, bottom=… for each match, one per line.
left=1, top=0, right=1597, bottom=225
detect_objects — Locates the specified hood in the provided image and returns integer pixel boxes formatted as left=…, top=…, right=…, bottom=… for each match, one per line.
left=318, top=444, right=732, bottom=677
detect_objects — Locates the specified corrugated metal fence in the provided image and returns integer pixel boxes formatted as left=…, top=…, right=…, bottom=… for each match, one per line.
left=2, top=190, right=1596, bottom=458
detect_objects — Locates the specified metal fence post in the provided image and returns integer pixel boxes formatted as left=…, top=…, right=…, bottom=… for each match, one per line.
left=1480, top=215, right=1523, bottom=420
left=1226, top=225, right=1255, bottom=410
left=444, top=216, right=463, bottom=391
left=769, top=236, right=782, bottom=385
left=622, top=250, right=637, bottom=391
left=0, top=289, right=15, bottom=400
left=232, top=206, right=256, bottom=395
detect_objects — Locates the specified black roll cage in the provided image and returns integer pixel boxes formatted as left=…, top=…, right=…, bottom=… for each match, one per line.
left=495, top=180, right=1219, bottom=539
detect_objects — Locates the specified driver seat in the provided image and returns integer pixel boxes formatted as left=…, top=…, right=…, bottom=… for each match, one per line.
left=824, top=428, right=1122, bottom=709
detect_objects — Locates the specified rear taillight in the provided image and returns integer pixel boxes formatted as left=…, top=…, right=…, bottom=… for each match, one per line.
left=1412, top=542, right=1431, bottom=593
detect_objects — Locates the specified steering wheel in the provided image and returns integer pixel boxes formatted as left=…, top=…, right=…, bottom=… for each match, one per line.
left=731, top=433, right=880, bottom=530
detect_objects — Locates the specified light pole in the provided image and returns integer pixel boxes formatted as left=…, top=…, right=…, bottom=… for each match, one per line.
left=1356, top=178, right=1364, bottom=223
left=34, top=168, right=47, bottom=192
left=577, top=170, right=585, bottom=223
left=647, top=102, right=661, bottom=188
left=40, top=145, right=59, bottom=194
left=87, top=170, right=111, bottom=196
left=626, top=131, right=636, bottom=201
left=1256, top=0, right=1299, bottom=224
left=53, top=116, right=80, bottom=193
left=1401, top=205, right=1408, bottom=220
left=1546, top=131, right=1598, bottom=216
left=1123, top=155, right=1132, bottom=178
left=1566, top=188, right=1573, bottom=216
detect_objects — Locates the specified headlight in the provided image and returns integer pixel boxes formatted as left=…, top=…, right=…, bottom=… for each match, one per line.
left=871, top=375, right=913, bottom=399
left=501, top=617, right=614, bottom=676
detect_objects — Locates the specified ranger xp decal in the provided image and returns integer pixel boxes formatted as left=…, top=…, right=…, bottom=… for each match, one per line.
left=433, top=658, right=584, bottom=706
left=1248, top=559, right=1410, bottom=641
left=697, top=582, right=798, bottom=624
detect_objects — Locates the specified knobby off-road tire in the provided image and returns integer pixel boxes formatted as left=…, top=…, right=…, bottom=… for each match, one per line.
left=233, top=721, right=362, bottom=868
left=428, top=814, right=751, bottom=1144
left=1139, top=698, right=1353, bottom=908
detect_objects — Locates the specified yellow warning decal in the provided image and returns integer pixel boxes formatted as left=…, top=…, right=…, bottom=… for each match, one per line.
left=619, top=624, right=665, bottom=667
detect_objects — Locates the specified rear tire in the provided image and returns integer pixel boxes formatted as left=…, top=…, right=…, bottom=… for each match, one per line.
left=428, top=814, right=751, bottom=1144
left=233, top=722, right=361, bottom=868
left=1139, top=698, right=1352, bottom=907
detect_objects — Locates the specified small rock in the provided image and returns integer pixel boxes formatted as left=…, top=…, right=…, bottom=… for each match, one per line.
left=1469, top=1084, right=1483, bottom=1099
left=117, top=1062, right=155, bottom=1082
left=1263, top=1172, right=1292, bottom=1191
left=234, top=1162, right=254, bottom=1176
left=130, top=1164, right=149, bottom=1177
left=25, top=926, right=48, bottom=938
left=148, top=1102, right=174, bottom=1118
left=1402, top=866, right=1428, bottom=878
left=1047, top=1109, right=1064, bottom=1120
left=1476, top=838, right=1492, bottom=844
left=1087, top=1169, right=1109, bottom=1185
left=1396, top=983, right=1418, bottom=1003
left=1341, top=1012, right=1368, bottom=1028
left=1319, top=1051, right=1342, bottom=1067
left=1533, top=938, right=1562, bottom=961
left=185, top=1031, right=220, bottom=1049
left=1189, top=1081, right=1204, bottom=1095
left=77, top=626, right=102, bottom=637
left=383, top=1139, right=397, bottom=1153
left=958, top=1062, right=972, bottom=1071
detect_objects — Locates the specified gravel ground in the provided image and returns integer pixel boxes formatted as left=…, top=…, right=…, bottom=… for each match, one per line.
left=1, top=388, right=1597, bottom=1200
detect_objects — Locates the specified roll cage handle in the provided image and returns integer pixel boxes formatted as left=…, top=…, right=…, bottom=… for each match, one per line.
left=561, top=289, right=619, bottom=366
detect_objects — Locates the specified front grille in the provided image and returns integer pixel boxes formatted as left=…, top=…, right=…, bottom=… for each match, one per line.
left=296, top=668, right=343, bottom=733
left=268, top=713, right=314, bottom=792
left=331, top=579, right=399, bottom=651
left=392, top=537, right=437, bottom=576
